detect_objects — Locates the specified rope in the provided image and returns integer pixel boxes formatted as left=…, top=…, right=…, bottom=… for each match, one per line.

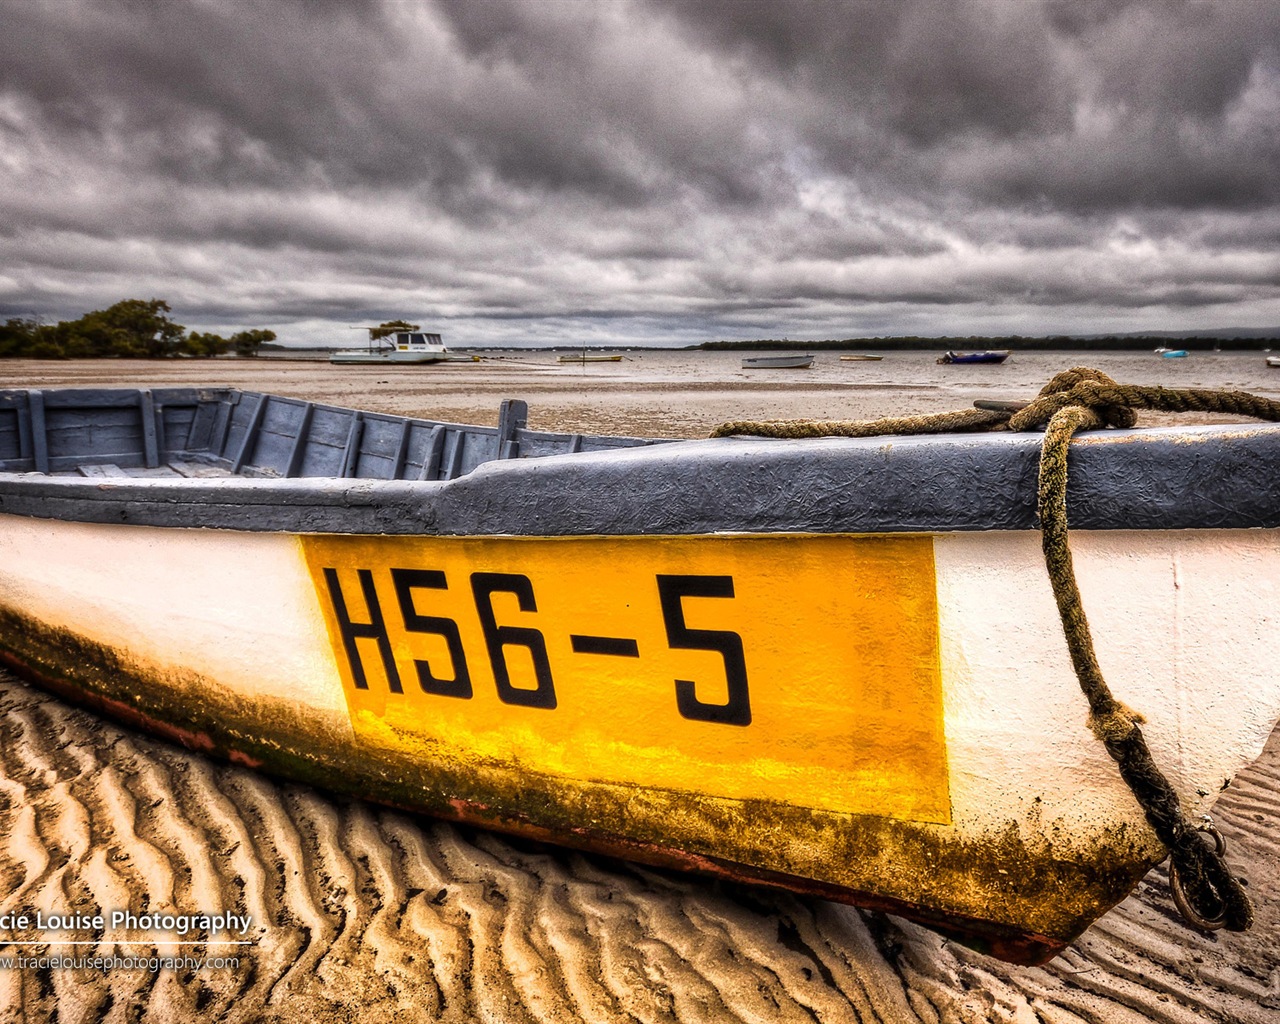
left=712, top=366, right=1280, bottom=932
left=710, top=407, right=1009, bottom=439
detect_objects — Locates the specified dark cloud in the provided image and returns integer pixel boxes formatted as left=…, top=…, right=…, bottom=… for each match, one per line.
left=0, top=0, right=1278, bottom=342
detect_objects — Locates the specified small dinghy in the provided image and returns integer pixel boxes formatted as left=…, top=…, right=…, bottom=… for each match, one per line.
left=741, top=354, right=815, bottom=368
left=937, top=349, right=1010, bottom=364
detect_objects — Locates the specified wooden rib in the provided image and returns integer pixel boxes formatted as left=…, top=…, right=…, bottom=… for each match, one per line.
left=211, top=396, right=236, bottom=459
left=391, top=419, right=413, bottom=480
left=340, top=412, right=365, bottom=478
left=29, top=390, right=48, bottom=474
left=229, top=394, right=268, bottom=473
left=419, top=425, right=445, bottom=481
left=444, top=433, right=465, bottom=480
left=284, top=403, right=316, bottom=479
left=139, top=389, right=159, bottom=469
left=497, top=399, right=528, bottom=460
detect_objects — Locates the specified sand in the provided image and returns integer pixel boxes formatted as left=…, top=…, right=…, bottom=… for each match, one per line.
left=1, top=355, right=1278, bottom=1022
left=6, top=348, right=1277, bottom=436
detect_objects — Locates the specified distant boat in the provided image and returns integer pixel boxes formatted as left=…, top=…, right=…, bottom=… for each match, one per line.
left=936, top=350, right=1010, bottom=365
left=557, top=353, right=624, bottom=363
left=839, top=354, right=884, bottom=361
left=1157, top=349, right=1189, bottom=359
left=742, top=354, right=815, bottom=369
left=331, top=328, right=450, bottom=365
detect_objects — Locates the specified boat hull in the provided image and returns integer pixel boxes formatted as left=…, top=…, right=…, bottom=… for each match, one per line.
left=3, top=387, right=1279, bottom=963
left=937, top=350, right=1011, bottom=364
left=330, top=350, right=450, bottom=364
left=3, top=508, right=1277, bottom=963
left=741, top=355, right=815, bottom=369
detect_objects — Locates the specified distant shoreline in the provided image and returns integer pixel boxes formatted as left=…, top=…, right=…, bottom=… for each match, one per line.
left=5, top=334, right=1275, bottom=361
left=697, top=335, right=1279, bottom=352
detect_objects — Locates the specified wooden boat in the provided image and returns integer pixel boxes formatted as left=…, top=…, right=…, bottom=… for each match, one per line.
left=557, top=353, right=624, bottom=363
left=741, top=354, right=815, bottom=369
left=839, top=354, right=884, bottom=361
left=1, top=386, right=1278, bottom=965
left=331, top=329, right=450, bottom=364
left=937, top=350, right=1010, bottom=364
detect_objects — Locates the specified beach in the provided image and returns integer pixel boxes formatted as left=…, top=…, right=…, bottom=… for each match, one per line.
left=1, top=351, right=1278, bottom=1022
left=6, top=348, right=1279, bottom=436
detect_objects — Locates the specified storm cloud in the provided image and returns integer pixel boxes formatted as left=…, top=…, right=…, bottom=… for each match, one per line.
left=1, top=0, right=1278, bottom=344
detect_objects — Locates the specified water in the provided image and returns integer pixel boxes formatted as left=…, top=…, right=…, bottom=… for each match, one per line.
left=528, top=347, right=1280, bottom=394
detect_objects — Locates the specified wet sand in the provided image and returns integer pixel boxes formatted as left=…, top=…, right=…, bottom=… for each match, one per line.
left=2, top=355, right=1278, bottom=1021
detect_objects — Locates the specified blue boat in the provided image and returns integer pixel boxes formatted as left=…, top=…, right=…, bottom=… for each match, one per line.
left=936, top=350, right=1010, bottom=364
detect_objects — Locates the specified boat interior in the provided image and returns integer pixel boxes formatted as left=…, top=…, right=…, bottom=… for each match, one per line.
left=0, top=388, right=660, bottom=481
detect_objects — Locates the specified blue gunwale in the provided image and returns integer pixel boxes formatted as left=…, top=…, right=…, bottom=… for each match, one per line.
left=0, top=387, right=1278, bottom=536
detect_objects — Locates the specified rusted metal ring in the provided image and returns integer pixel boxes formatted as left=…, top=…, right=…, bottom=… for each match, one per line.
left=1169, top=819, right=1229, bottom=931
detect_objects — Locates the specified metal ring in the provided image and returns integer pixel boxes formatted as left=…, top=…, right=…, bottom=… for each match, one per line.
left=1169, top=820, right=1229, bottom=931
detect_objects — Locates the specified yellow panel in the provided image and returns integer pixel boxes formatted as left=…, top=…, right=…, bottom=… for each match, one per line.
left=299, top=534, right=949, bottom=823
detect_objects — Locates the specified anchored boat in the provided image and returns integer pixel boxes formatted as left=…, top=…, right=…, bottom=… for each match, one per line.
left=937, top=350, right=1010, bottom=364
left=1, top=386, right=1278, bottom=964
left=741, top=354, right=815, bottom=369
left=331, top=328, right=450, bottom=364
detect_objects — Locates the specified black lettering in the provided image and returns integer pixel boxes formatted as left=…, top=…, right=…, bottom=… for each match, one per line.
left=391, top=568, right=472, bottom=699
left=569, top=635, right=640, bottom=657
left=323, top=567, right=402, bottom=693
left=656, top=574, right=751, bottom=726
left=471, top=572, right=557, bottom=709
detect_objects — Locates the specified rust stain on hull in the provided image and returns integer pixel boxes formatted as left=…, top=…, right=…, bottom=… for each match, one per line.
left=0, top=605, right=1157, bottom=965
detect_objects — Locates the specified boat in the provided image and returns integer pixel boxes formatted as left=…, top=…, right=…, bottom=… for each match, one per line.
left=1156, top=347, right=1189, bottom=359
left=741, top=354, right=815, bottom=369
left=1, top=385, right=1278, bottom=966
left=1266, top=355, right=1280, bottom=368
left=839, top=354, right=884, bottom=361
left=936, top=350, right=1010, bottom=364
left=331, top=328, right=450, bottom=364
left=557, top=353, right=624, bottom=363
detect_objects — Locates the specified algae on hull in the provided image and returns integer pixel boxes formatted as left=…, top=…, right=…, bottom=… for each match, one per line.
left=0, top=603, right=1160, bottom=964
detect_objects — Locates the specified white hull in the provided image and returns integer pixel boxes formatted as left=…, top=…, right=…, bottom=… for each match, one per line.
left=3, top=511, right=1277, bottom=957
left=329, top=349, right=449, bottom=364
left=742, top=355, right=815, bottom=369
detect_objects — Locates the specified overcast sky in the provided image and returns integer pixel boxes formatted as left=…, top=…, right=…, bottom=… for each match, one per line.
left=2, top=0, right=1279, bottom=346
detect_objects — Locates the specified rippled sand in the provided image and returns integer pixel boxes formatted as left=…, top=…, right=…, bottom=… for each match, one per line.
left=2, top=354, right=1279, bottom=1021
left=2, top=671, right=1277, bottom=1022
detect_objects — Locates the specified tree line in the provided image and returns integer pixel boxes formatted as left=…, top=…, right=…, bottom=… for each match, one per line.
left=0, top=299, right=276, bottom=359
